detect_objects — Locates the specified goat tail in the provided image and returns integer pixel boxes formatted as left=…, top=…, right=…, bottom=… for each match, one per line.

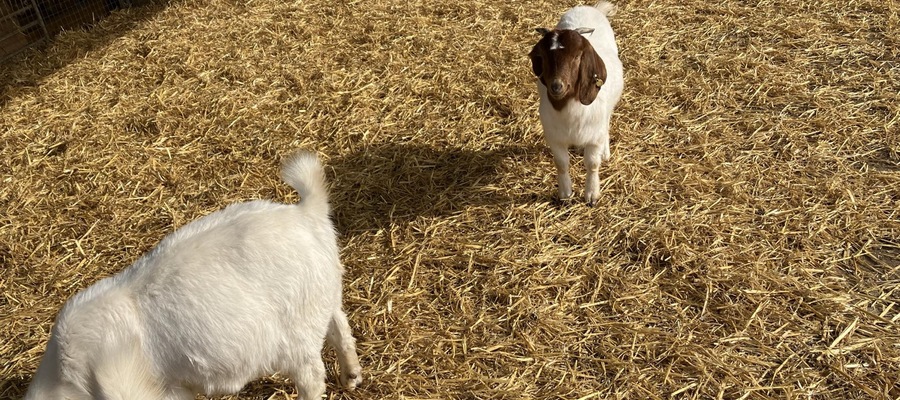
left=281, top=150, right=331, bottom=215
left=93, top=338, right=166, bottom=400
left=594, top=1, right=617, bottom=16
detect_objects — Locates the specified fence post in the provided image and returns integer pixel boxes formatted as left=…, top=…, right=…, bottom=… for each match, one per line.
left=28, top=0, right=49, bottom=41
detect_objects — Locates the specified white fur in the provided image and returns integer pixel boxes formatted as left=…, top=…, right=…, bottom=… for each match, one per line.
left=24, top=151, right=362, bottom=400
left=549, top=32, right=563, bottom=50
left=537, top=2, right=624, bottom=204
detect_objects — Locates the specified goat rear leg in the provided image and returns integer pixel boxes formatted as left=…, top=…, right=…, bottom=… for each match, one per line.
left=549, top=143, right=573, bottom=200
left=601, top=138, right=611, bottom=162
left=327, top=310, right=363, bottom=390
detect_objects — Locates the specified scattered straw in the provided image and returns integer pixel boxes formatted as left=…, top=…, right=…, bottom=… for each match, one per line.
left=1, top=0, right=898, bottom=399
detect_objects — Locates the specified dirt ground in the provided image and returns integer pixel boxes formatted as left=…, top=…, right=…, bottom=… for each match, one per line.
left=1, top=0, right=898, bottom=398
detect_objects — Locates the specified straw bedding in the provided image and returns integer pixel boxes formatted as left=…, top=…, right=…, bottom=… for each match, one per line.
left=0, top=0, right=898, bottom=398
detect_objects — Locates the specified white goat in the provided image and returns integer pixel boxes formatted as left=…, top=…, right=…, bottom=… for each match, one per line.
left=529, top=2, right=624, bottom=205
left=24, top=151, right=362, bottom=400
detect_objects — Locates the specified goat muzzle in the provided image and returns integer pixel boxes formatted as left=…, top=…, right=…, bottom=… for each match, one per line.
left=549, top=80, right=565, bottom=97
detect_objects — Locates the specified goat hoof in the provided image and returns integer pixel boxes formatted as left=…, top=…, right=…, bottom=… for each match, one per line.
left=341, top=368, right=363, bottom=390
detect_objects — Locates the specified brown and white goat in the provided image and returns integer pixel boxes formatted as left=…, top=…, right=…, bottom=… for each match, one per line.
left=529, top=2, right=623, bottom=205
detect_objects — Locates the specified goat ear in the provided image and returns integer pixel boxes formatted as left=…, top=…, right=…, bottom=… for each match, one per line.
left=528, top=45, right=543, bottom=77
left=530, top=29, right=549, bottom=77
left=577, top=46, right=607, bottom=105
left=575, top=27, right=595, bottom=36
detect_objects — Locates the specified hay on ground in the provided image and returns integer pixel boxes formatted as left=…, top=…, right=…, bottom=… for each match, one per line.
left=0, top=0, right=898, bottom=399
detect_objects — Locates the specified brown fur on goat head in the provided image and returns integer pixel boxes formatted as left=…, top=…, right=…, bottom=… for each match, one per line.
left=529, top=28, right=607, bottom=111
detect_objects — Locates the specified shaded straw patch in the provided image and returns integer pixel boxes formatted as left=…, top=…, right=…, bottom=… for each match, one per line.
left=1, top=0, right=898, bottom=399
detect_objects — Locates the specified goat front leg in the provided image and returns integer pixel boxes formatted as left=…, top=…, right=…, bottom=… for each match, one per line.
left=162, top=387, right=195, bottom=400
left=549, top=142, right=573, bottom=200
left=289, top=355, right=326, bottom=400
left=584, top=143, right=604, bottom=205
left=327, top=310, right=363, bottom=390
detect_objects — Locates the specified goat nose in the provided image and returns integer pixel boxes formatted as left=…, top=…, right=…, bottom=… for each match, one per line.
left=550, top=81, right=563, bottom=95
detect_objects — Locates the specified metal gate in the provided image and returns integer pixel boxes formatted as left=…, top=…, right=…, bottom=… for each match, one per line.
left=2, top=0, right=133, bottom=62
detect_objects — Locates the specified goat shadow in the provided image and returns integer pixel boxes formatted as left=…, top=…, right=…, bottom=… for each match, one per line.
left=326, top=143, right=548, bottom=234
left=0, top=375, right=29, bottom=399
